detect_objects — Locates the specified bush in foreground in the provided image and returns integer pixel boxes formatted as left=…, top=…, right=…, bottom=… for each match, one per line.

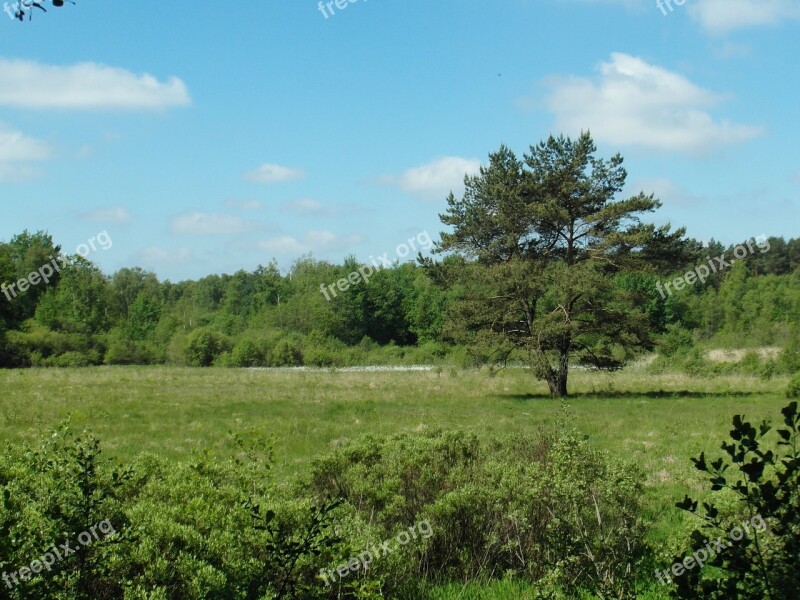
left=306, top=421, right=649, bottom=598
left=671, top=401, right=800, bottom=599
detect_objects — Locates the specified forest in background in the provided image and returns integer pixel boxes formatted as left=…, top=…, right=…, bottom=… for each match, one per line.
left=0, top=230, right=799, bottom=372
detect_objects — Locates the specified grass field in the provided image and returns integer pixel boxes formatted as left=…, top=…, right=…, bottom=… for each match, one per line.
left=0, top=365, right=792, bottom=598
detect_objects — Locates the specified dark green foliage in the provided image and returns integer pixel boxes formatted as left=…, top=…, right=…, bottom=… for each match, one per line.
left=787, top=373, right=800, bottom=399
left=432, top=133, right=698, bottom=396
left=779, top=324, right=800, bottom=374
left=183, top=327, right=232, bottom=367
left=0, top=426, right=346, bottom=600
left=306, top=423, right=649, bottom=598
left=5, top=320, right=102, bottom=367
left=657, top=324, right=695, bottom=357
left=0, top=418, right=651, bottom=599
left=671, top=402, right=800, bottom=599
left=0, top=226, right=798, bottom=371
left=0, top=424, right=131, bottom=599
left=103, top=329, right=155, bottom=365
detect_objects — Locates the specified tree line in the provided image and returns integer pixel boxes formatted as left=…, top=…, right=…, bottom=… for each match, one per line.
left=1, top=134, right=798, bottom=395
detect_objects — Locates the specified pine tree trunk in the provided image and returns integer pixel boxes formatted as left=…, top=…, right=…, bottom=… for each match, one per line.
left=546, top=348, right=570, bottom=397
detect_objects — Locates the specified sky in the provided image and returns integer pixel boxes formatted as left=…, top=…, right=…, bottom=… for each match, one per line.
left=0, top=0, right=798, bottom=282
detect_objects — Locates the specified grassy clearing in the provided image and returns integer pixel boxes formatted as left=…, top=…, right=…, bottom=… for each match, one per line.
left=0, top=366, right=790, bottom=571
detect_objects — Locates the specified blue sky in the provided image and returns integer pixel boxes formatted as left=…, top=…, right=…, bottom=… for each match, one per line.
left=0, top=0, right=798, bottom=281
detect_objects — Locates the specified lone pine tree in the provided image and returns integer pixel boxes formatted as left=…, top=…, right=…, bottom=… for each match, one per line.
left=431, top=132, right=697, bottom=397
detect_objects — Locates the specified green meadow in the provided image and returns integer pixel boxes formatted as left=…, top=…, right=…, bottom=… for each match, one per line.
left=0, top=365, right=789, bottom=543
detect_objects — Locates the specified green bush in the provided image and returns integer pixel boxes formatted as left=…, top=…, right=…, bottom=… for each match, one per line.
left=778, top=327, right=800, bottom=374
left=183, top=328, right=232, bottom=367
left=672, top=402, right=800, bottom=598
left=4, top=320, right=96, bottom=366
left=787, top=372, right=800, bottom=399
left=104, top=329, right=155, bottom=365
left=302, top=332, right=347, bottom=367
left=49, top=350, right=100, bottom=367
left=0, top=426, right=345, bottom=600
left=269, top=335, right=303, bottom=366
left=0, top=424, right=131, bottom=599
left=228, top=336, right=267, bottom=367
left=658, top=324, right=695, bottom=357
left=306, top=424, right=648, bottom=598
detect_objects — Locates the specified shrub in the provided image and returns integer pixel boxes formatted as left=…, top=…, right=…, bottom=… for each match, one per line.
left=104, top=329, right=154, bottom=365
left=269, top=335, right=303, bottom=367
left=0, top=426, right=345, bottom=600
left=778, top=327, right=800, bottom=374
left=183, top=328, right=232, bottom=367
left=4, top=320, right=95, bottom=366
left=787, top=373, right=800, bottom=399
left=302, top=332, right=347, bottom=367
left=671, top=402, right=800, bottom=599
left=228, top=337, right=267, bottom=367
left=50, top=350, right=100, bottom=367
left=305, top=424, right=648, bottom=598
left=0, top=424, right=131, bottom=600
left=658, top=324, right=695, bottom=357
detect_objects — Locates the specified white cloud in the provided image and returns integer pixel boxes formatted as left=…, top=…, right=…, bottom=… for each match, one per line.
left=0, top=122, right=49, bottom=183
left=0, top=123, right=49, bottom=162
left=171, top=212, right=260, bottom=235
left=305, top=230, right=366, bottom=250
left=251, top=230, right=366, bottom=256
left=554, top=0, right=800, bottom=33
left=542, top=52, right=763, bottom=155
left=254, top=236, right=307, bottom=255
left=224, top=199, right=263, bottom=211
left=378, top=156, right=482, bottom=199
left=0, top=59, right=190, bottom=110
left=244, top=163, right=305, bottom=184
left=626, top=178, right=706, bottom=206
left=0, top=163, right=43, bottom=183
left=280, top=198, right=361, bottom=217
left=688, top=0, right=800, bottom=35
left=81, top=206, right=133, bottom=224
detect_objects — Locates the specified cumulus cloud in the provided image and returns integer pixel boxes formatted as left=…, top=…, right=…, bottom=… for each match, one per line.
left=280, top=198, right=362, bottom=217
left=244, top=163, right=305, bottom=184
left=688, top=0, right=800, bottom=35
left=0, top=59, right=190, bottom=110
left=378, top=156, right=482, bottom=199
left=171, top=212, right=261, bottom=235
left=251, top=230, right=366, bottom=256
left=541, top=52, right=763, bottom=155
left=0, top=123, right=50, bottom=162
left=0, top=122, right=49, bottom=183
left=81, top=206, right=133, bottom=224
left=253, top=236, right=307, bottom=255
left=554, top=0, right=800, bottom=33
left=626, top=178, right=706, bottom=207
